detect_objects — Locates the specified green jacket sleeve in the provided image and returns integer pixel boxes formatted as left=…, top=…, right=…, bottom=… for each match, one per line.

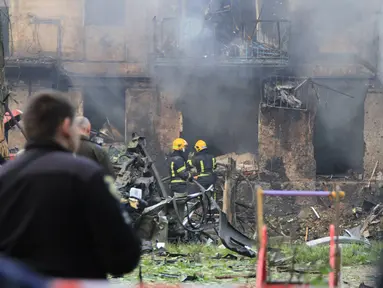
left=94, top=147, right=116, bottom=179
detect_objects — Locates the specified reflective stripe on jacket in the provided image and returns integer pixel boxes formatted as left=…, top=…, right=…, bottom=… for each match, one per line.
left=189, top=150, right=217, bottom=177
left=168, top=151, right=190, bottom=183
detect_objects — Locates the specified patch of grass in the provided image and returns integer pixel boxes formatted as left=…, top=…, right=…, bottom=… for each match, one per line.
left=119, top=242, right=380, bottom=284
left=122, top=244, right=256, bottom=284
left=280, top=242, right=382, bottom=266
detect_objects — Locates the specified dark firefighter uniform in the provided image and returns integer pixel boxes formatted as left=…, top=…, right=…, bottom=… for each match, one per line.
left=188, top=140, right=217, bottom=190
left=0, top=141, right=141, bottom=279
left=168, top=138, right=192, bottom=236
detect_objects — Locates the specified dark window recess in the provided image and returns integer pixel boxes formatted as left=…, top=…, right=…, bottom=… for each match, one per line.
left=0, top=7, right=10, bottom=56
left=85, top=0, right=125, bottom=26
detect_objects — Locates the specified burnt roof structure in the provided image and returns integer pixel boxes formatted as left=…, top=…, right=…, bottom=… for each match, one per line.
left=152, top=0, right=291, bottom=69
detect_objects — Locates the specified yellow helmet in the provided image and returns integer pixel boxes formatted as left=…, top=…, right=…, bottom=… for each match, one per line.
left=194, top=140, right=207, bottom=152
left=172, top=138, right=188, bottom=151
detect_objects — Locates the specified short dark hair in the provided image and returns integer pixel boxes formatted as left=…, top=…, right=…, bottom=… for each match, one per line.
left=23, top=90, right=75, bottom=141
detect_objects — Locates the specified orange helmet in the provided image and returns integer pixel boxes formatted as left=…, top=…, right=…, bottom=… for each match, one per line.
left=172, top=138, right=188, bottom=151
left=194, top=140, right=207, bottom=152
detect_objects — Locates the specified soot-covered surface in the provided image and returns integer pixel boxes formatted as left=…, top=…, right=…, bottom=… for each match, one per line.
left=83, top=85, right=126, bottom=134
left=314, top=78, right=368, bottom=175
left=177, top=74, right=261, bottom=156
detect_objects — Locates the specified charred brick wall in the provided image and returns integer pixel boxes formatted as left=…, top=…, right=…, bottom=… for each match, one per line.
left=9, top=0, right=158, bottom=64
left=155, top=91, right=182, bottom=154
left=7, top=84, right=83, bottom=149
left=258, top=107, right=316, bottom=188
left=125, top=88, right=182, bottom=172
left=125, top=88, right=156, bottom=140
left=364, top=89, right=383, bottom=178
left=68, top=88, right=83, bottom=116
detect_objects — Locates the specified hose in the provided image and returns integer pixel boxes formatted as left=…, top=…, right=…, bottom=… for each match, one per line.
left=171, top=184, right=210, bottom=233
left=185, top=196, right=206, bottom=230
left=172, top=196, right=206, bottom=233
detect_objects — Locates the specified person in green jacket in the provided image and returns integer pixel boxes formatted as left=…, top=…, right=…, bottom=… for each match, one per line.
left=74, top=116, right=116, bottom=178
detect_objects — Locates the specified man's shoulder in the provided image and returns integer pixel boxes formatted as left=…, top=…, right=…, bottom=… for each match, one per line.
left=53, top=153, right=109, bottom=184
left=82, top=139, right=106, bottom=152
left=93, top=145, right=110, bottom=160
left=29, top=151, right=102, bottom=174
left=69, top=153, right=105, bottom=170
left=80, top=138, right=96, bottom=149
left=0, top=151, right=106, bottom=190
left=92, top=143, right=106, bottom=152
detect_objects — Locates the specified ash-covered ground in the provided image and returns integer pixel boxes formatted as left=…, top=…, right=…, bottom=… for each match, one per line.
left=220, top=172, right=383, bottom=241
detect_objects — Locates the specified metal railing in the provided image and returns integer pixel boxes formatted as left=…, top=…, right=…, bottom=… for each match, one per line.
left=152, top=17, right=290, bottom=65
left=261, top=76, right=313, bottom=111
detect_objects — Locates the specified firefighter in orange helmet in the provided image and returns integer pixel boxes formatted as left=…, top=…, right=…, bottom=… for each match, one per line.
left=188, top=140, right=217, bottom=190
left=167, top=138, right=193, bottom=237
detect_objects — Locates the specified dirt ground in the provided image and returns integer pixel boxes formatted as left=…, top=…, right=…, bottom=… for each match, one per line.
left=268, top=265, right=377, bottom=288
left=342, top=265, right=376, bottom=287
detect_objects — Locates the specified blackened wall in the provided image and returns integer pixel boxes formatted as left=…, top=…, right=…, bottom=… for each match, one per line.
left=83, top=85, right=126, bottom=134
left=176, top=72, right=260, bottom=156
left=313, top=78, right=368, bottom=174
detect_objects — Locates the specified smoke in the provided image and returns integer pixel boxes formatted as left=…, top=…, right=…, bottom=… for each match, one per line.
left=288, top=0, right=381, bottom=67
left=379, top=2, right=383, bottom=82
left=313, top=79, right=368, bottom=174
left=65, top=0, right=382, bottom=164
left=285, top=0, right=382, bottom=173
left=159, top=68, right=260, bottom=156
left=156, top=1, right=263, bottom=155
left=64, top=0, right=160, bottom=136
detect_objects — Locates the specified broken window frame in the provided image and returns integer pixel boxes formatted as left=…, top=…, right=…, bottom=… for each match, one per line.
left=261, top=76, right=311, bottom=111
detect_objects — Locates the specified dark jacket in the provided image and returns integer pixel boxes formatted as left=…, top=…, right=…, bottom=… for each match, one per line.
left=77, top=135, right=116, bottom=178
left=168, top=150, right=191, bottom=184
left=0, top=154, right=5, bottom=165
left=188, top=149, right=217, bottom=177
left=0, top=141, right=141, bottom=279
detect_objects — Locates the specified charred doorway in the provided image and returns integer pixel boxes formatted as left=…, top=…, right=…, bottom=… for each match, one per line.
left=176, top=73, right=260, bottom=156
left=313, top=78, right=368, bottom=175
left=83, top=85, right=126, bottom=135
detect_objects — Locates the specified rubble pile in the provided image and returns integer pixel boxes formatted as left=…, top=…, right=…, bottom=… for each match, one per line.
left=216, top=152, right=258, bottom=174
left=238, top=181, right=383, bottom=242
left=102, top=133, right=383, bottom=245
left=265, top=202, right=382, bottom=241
left=214, top=159, right=383, bottom=242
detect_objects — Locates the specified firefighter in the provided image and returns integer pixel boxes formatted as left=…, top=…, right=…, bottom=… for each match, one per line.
left=188, top=140, right=217, bottom=190
left=168, top=138, right=192, bottom=237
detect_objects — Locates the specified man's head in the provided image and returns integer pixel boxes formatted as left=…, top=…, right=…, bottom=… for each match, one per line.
left=74, top=116, right=91, bottom=138
left=23, top=90, right=80, bottom=152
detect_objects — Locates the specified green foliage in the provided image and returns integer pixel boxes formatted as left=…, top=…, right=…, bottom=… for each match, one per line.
left=280, top=242, right=381, bottom=266
left=119, top=242, right=380, bottom=284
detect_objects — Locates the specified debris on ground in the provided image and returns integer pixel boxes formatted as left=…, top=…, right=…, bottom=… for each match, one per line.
left=359, top=282, right=374, bottom=288
left=102, top=134, right=383, bottom=244
left=306, top=236, right=370, bottom=247
left=99, top=131, right=383, bottom=258
left=262, top=200, right=383, bottom=241
left=216, top=152, right=258, bottom=174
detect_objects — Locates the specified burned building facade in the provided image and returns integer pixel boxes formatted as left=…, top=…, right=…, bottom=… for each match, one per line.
left=3, top=0, right=383, bottom=185
left=4, top=0, right=164, bottom=151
